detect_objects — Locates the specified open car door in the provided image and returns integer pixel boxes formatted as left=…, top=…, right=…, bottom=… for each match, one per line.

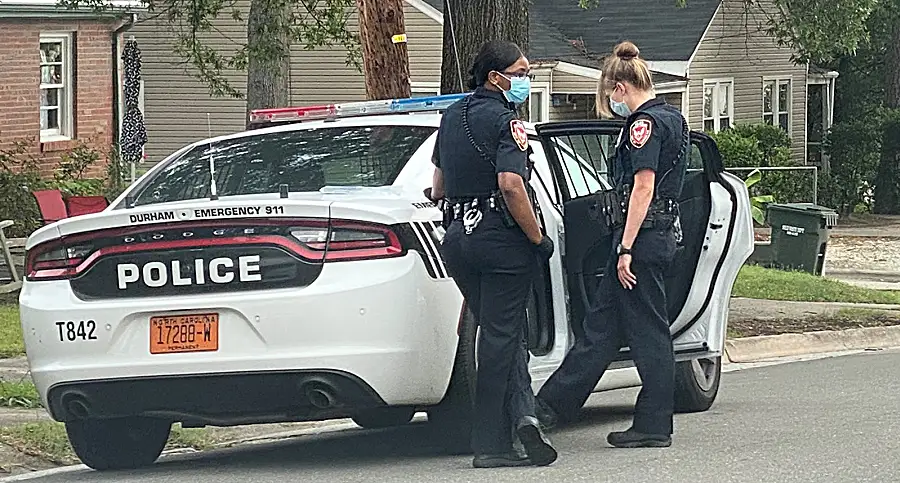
left=534, top=120, right=754, bottom=362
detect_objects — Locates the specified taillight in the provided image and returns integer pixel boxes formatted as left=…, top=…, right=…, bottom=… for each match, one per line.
left=290, top=220, right=403, bottom=262
left=25, top=242, right=95, bottom=281
left=23, top=219, right=403, bottom=282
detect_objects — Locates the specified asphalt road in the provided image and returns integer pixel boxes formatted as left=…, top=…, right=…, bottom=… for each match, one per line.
left=11, top=350, right=900, bottom=483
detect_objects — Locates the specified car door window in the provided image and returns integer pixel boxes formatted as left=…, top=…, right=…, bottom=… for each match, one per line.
left=547, top=133, right=617, bottom=198
left=688, top=143, right=704, bottom=171
left=528, top=140, right=560, bottom=206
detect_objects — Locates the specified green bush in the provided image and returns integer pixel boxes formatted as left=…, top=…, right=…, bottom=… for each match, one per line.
left=0, top=140, right=47, bottom=238
left=818, top=119, right=880, bottom=215
left=709, top=123, right=814, bottom=211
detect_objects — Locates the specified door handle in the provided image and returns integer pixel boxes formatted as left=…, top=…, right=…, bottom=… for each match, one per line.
left=710, top=223, right=723, bottom=230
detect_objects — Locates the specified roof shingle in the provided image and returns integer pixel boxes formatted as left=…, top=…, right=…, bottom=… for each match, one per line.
left=419, top=0, right=720, bottom=62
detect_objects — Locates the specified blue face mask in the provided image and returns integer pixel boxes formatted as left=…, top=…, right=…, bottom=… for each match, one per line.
left=501, top=75, right=531, bottom=105
left=609, top=97, right=632, bottom=118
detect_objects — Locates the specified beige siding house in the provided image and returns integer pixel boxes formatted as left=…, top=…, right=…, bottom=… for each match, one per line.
left=130, top=0, right=836, bottom=166
left=686, top=0, right=813, bottom=162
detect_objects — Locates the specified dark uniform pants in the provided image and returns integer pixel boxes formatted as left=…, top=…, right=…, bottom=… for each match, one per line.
left=538, top=221, right=678, bottom=435
left=440, top=210, right=537, bottom=454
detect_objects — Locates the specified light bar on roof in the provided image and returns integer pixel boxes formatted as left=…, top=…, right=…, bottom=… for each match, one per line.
left=248, top=92, right=470, bottom=125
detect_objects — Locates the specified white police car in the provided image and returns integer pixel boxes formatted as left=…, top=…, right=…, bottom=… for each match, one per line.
left=19, top=94, right=753, bottom=470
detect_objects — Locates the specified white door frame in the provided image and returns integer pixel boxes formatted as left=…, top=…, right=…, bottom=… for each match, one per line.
left=530, top=83, right=551, bottom=123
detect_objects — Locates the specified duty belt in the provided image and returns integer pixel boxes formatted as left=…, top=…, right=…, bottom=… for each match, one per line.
left=443, top=192, right=514, bottom=234
left=645, top=198, right=683, bottom=245
left=588, top=187, right=680, bottom=237
left=649, top=198, right=679, bottom=215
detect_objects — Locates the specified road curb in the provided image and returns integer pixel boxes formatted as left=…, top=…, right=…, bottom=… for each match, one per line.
left=724, top=325, right=900, bottom=363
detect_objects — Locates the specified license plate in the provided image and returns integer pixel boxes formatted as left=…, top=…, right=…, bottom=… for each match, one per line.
left=150, top=313, right=219, bottom=354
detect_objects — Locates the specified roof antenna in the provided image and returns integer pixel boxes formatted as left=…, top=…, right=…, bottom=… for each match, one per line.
left=207, top=113, right=218, bottom=201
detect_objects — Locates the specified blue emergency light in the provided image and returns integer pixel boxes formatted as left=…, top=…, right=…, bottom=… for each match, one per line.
left=248, top=93, right=470, bottom=125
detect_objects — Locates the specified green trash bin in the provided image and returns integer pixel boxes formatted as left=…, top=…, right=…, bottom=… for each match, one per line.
left=767, top=203, right=839, bottom=275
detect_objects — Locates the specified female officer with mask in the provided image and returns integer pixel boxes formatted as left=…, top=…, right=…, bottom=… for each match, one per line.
left=534, top=41, right=690, bottom=448
left=426, top=40, right=557, bottom=468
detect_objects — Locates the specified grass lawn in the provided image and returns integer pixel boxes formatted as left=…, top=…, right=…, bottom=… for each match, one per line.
left=0, top=422, right=77, bottom=465
left=0, top=381, right=41, bottom=409
left=0, top=422, right=219, bottom=466
left=0, top=305, right=23, bottom=359
left=733, top=265, right=900, bottom=304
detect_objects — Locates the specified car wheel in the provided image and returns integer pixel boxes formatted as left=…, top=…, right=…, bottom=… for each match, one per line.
left=673, top=356, right=721, bottom=413
left=426, top=306, right=476, bottom=454
left=352, top=407, right=416, bottom=429
left=65, top=417, right=171, bottom=471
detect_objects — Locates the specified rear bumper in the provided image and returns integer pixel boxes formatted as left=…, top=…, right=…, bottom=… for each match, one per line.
left=19, top=254, right=463, bottom=422
left=46, top=369, right=385, bottom=423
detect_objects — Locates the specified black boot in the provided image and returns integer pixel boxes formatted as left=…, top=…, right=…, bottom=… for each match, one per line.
left=515, top=416, right=558, bottom=466
left=472, top=450, right=531, bottom=468
left=607, top=428, right=672, bottom=448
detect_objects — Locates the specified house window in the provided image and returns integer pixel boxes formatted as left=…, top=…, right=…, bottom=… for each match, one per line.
left=528, top=85, right=549, bottom=123
left=529, top=91, right=544, bottom=122
left=763, top=78, right=791, bottom=134
left=702, top=80, right=733, bottom=132
left=39, top=33, right=73, bottom=141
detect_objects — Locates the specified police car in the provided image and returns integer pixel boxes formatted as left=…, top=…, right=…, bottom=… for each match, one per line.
left=19, top=93, right=753, bottom=470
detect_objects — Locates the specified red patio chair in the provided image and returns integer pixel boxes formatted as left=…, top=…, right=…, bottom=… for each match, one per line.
left=66, top=196, right=109, bottom=217
left=31, top=190, right=69, bottom=225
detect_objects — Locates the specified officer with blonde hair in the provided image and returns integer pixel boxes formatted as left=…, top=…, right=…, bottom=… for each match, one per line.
left=534, top=40, right=690, bottom=448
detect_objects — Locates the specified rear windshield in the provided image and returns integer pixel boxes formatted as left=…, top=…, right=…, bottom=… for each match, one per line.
left=129, top=125, right=436, bottom=206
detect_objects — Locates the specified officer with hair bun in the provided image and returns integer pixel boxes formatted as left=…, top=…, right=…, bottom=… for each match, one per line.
left=426, top=39, right=557, bottom=468
left=534, top=40, right=690, bottom=449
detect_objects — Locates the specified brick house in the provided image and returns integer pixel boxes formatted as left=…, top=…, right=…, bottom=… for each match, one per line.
left=0, top=0, right=139, bottom=176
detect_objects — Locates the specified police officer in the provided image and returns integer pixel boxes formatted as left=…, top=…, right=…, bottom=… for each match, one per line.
left=427, top=40, right=557, bottom=468
left=534, top=41, right=689, bottom=448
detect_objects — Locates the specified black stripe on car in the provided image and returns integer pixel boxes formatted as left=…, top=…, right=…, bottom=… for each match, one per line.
left=393, top=221, right=449, bottom=280
left=412, top=221, right=448, bottom=279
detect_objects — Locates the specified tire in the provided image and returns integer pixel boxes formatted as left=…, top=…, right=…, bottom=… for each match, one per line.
left=65, top=417, right=171, bottom=471
left=426, top=306, right=476, bottom=454
left=352, top=407, right=415, bottom=429
left=673, top=356, right=722, bottom=413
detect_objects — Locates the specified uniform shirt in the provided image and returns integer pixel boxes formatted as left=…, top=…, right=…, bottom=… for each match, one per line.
left=432, top=87, right=531, bottom=199
left=613, top=97, right=689, bottom=201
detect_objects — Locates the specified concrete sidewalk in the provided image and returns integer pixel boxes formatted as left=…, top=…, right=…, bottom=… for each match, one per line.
left=823, top=268, right=900, bottom=290
left=728, top=297, right=900, bottom=323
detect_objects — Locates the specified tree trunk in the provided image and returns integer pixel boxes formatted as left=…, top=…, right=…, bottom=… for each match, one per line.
left=440, top=0, right=529, bottom=95
left=874, top=20, right=900, bottom=214
left=245, top=0, right=292, bottom=128
left=356, top=0, right=411, bottom=100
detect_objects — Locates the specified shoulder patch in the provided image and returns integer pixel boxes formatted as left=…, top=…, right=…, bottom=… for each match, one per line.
left=510, top=120, right=528, bottom=151
left=629, top=119, right=652, bottom=148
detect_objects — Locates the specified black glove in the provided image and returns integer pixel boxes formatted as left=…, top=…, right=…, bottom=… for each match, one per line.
left=535, top=235, right=555, bottom=260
